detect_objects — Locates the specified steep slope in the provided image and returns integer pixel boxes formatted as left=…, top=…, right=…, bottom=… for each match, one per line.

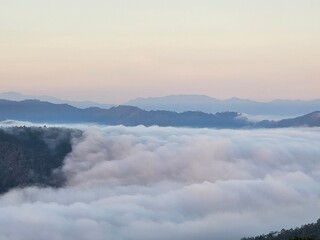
left=0, top=127, right=81, bottom=194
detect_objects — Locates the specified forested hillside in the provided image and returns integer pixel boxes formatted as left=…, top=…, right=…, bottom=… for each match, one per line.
left=0, top=126, right=81, bottom=194
left=242, top=219, right=320, bottom=240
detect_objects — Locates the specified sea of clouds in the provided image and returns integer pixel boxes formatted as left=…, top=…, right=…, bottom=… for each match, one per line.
left=1, top=125, right=320, bottom=240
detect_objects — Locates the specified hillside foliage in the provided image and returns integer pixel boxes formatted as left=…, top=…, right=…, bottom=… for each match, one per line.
left=242, top=219, right=320, bottom=240
left=0, top=126, right=81, bottom=194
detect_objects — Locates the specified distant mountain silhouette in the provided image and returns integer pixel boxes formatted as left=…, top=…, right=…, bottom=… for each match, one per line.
left=0, top=99, right=319, bottom=128
left=125, top=95, right=320, bottom=117
left=0, top=91, right=114, bottom=109
left=2, top=92, right=319, bottom=118
left=0, top=100, right=250, bottom=128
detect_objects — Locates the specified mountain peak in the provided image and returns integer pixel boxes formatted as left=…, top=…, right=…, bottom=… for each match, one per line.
left=305, top=111, right=320, bottom=120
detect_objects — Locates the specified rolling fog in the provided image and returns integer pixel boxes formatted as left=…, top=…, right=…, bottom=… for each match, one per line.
left=1, top=125, right=320, bottom=240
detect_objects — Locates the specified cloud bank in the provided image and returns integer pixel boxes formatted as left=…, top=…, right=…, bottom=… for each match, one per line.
left=1, top=126, right=320, bottom=240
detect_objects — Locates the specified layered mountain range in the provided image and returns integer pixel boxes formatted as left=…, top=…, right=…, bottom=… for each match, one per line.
left=125, top=95, right=320, bottom=117
left=0, top=99, right=319, bottom=128
left=1, top=92, right=320, bottom=117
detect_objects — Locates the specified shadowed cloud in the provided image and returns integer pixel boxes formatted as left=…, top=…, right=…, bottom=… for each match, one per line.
left=0, top=126, right=320, bottom=240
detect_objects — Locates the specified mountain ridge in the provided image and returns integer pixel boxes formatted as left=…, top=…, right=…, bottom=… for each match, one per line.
left=2, top=92, right=320, bottom=117
left=0, top=99, right=319, bottom=128
left=0, top=91, right=115, bottom=109
left=125, top=94, right=320, bottom=117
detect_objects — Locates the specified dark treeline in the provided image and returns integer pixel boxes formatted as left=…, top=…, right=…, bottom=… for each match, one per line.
left=0, top=126, right=81, bottom=194
left=242, top=219, right=320, bottom=240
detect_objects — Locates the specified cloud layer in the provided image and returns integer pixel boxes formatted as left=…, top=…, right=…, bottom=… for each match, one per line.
left=1, top=126, right=320, bottom=240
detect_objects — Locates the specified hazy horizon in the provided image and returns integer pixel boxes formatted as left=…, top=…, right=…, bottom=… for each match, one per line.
left=1, top=0, right=319, bottom=103
left=1, top=90, right=320, bottom=105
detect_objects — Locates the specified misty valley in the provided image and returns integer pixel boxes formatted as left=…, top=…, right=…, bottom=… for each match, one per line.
left=2, top=0, right=319, bottom=239
left=0, top=124, right=320, bottom=240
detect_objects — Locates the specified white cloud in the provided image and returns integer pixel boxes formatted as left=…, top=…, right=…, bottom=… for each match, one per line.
left=1, top=126, right=320, bottom=240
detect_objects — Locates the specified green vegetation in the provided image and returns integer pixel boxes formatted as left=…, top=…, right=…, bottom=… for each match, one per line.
left=0, top=126, right=81, bottom=194
left=242, top=219, right=320, bottom=240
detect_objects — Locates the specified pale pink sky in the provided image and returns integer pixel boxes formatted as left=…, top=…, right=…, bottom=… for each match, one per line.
left=0, top=0, right=319, bottom=103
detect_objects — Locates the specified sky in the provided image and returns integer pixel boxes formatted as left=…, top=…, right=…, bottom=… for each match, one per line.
left=0, top=0, right=319, bottom=103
